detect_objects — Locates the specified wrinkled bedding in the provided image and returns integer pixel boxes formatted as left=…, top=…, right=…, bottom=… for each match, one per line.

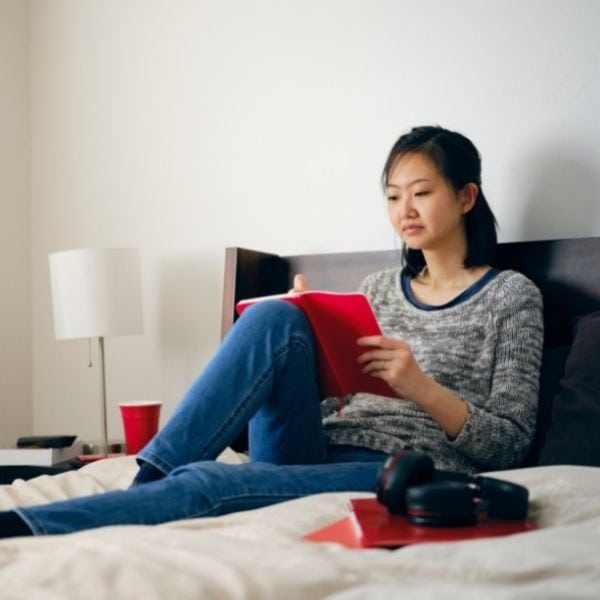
left=1, top=452, right=599, bottom=599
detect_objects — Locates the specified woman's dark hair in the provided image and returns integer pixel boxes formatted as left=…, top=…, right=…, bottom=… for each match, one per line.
left=382, top=125, right=498, bottom=275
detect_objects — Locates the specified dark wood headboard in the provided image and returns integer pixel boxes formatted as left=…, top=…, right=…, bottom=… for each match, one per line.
left=222, top=236, right=600, bottom=347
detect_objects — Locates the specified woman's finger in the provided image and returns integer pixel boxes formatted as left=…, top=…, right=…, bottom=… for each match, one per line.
left=357, top=349, right=398, bottom=364
left=288, top=274, right=309, bottom=293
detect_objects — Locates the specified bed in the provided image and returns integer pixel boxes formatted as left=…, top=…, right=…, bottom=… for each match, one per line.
left=1, top=236, right=599, bottom=599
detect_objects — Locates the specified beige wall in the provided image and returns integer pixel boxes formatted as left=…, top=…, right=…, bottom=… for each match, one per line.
left=4, top=0, right=600, bottom=444
left=0, top=0, right=31, bottom=446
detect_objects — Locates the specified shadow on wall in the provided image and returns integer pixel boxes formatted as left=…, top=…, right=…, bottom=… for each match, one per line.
left=517, top=150, right=600, bottom=241
left=159, top=254, right=222, bottom=358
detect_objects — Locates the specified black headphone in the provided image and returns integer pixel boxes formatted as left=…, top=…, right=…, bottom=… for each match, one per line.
left=376, top=450, right=529, bottom=526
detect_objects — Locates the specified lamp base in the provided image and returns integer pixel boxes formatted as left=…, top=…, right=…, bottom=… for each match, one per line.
left=82, top=441, right=127, bottom=455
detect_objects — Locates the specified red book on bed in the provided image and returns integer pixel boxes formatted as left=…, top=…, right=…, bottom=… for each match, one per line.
left=236, top=291, right=396, bottom=400
left=304, top=498, right=537, bottom=549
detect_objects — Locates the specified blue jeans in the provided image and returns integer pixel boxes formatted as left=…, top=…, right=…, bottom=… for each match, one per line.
left=16, top=301, right=387, bottom=535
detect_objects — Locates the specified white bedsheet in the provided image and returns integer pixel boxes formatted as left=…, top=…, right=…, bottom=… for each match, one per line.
left=0, top=454, right=599, bottom=599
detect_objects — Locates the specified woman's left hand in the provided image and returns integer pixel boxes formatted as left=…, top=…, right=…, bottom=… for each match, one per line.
left=357, top=335, right=428, bottom=400
left=358, top=335, right=469, bottom=438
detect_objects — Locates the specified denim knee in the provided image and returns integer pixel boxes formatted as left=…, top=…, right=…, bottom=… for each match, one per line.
left=240, top=299, right=312, bottom=338
left=166, top=461, right=243, bottom=516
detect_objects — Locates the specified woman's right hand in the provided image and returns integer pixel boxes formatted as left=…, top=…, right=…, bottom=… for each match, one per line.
left=289, top=274, right=309, bottom=293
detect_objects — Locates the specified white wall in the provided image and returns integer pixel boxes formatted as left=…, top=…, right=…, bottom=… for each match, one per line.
left=0, top=0, right=31, bottom=446
left=23, top=0, right=600, bottom=443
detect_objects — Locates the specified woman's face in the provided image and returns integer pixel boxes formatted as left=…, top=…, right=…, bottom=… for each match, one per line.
left=385, top=152, right=471, bottom=253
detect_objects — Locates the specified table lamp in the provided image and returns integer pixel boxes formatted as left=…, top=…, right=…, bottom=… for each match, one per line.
left=48, top=248, right=143, bottom=455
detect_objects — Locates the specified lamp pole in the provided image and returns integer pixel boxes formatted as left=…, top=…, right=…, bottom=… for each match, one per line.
left=98, top=336, right=109, bottom=455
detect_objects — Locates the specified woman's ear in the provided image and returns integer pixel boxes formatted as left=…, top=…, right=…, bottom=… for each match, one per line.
left=459, top=183, right=478, bottom=214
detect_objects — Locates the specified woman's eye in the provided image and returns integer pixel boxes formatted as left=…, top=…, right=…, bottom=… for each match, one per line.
left=386, top=195, right=398, bottom=202
left=415, top=191, right=430, bottom=197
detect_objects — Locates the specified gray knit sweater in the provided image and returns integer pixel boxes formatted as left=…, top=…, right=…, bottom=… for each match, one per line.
left=322, top=268, right=544, bottom=474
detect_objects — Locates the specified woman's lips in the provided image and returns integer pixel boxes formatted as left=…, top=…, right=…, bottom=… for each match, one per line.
left=402, top=225, right=423, bottom=235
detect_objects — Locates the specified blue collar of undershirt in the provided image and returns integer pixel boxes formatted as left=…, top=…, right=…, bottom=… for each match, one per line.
left=400, top=268, right=501, bottom=311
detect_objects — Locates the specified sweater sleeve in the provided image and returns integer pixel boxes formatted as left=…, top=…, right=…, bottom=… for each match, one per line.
left=449, top=275, right=544, bottom=470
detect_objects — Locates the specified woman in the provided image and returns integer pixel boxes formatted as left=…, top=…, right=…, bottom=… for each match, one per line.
left=0, top=125, right=543, bottom=537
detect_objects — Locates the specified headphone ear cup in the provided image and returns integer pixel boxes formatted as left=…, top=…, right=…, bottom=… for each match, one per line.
left=377, top=451, right=435, bottom=514
left=477, top=476, right=529, bottom=520
left=405, top=481, right=478, bottom=526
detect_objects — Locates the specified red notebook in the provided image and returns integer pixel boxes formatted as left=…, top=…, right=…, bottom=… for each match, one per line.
left=304, top=498, right=537, bottom=549
left=236, top=291, right=396, bottom=400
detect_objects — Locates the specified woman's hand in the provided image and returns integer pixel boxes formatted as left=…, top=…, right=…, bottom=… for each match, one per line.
left=289, top=274, right=309, bottom=293
left=357, top=335, right=469, bottom=438
left=357, top=335, right=427, bottom=400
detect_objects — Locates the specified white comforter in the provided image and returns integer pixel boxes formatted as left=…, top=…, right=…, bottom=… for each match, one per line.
left=0, top=452, right=599, bottom=599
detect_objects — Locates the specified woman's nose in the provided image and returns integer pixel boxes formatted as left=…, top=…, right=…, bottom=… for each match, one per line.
left=399, top=197, right=416, bottom=218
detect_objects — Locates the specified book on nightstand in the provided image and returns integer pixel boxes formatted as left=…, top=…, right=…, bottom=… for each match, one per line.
left=0, top=441, right=84, bottom=466
left=236, top=290, right=396, bottom=401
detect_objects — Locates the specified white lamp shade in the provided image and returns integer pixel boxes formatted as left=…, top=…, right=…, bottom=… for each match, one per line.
left=49, top=248, right=143, bottom=340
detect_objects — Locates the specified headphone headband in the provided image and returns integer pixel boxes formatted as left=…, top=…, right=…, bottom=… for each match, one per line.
left=376, top=450, right=529, bottom=525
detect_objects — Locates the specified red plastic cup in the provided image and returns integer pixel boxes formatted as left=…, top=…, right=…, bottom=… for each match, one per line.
left=119, top=401, right=162, bottom=455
